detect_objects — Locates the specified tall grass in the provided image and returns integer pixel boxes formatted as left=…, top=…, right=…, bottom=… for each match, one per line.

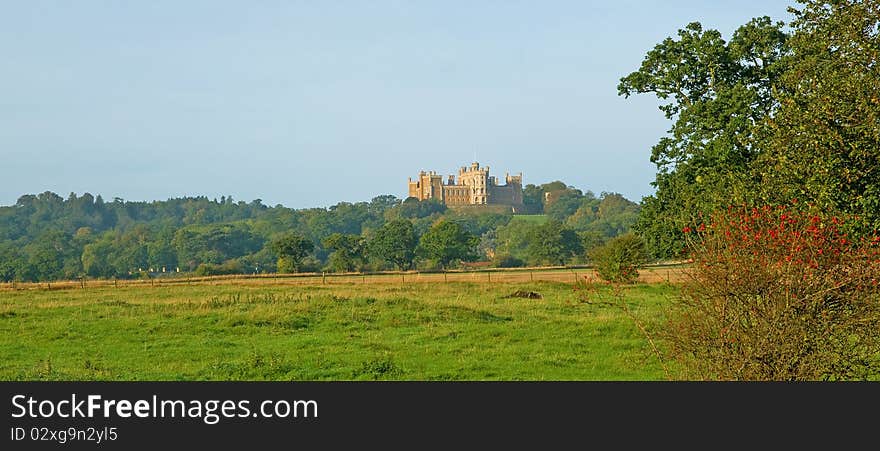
left=0, top=281, right=674, bottom=381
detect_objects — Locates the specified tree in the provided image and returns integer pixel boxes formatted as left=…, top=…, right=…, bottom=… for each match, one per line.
left=269, top=232, right=314, bottom=273
left=387, top=198, right=447, bottom=220
left=369, top=219, right=418, bottom=270
left=81, top=236, right=116, bottom=278
left=23, top=229, right=78, bottom=281
left=369, top=195, right=401, bottom=213
left=565, top=192, right=640, bottom=240
left=0, top=243, right=23, bottom=282
left=323, top=233, right=365, bottom=272
left=544, top=189, right=585, bottom=221
left=526, top=221, right=583, bottom=266
left=173, top=224, right=262, bottom=271
left=522, top=184, right=545, bottom=213
left=417, top=221, right=479, bottom=269
left=494, top=220, right=540, bottom=263
left=619, top=18, right=789, bottom=258
left=760, top=0, right=880, bottom=234
left=588, top=233, right=649, bottom=284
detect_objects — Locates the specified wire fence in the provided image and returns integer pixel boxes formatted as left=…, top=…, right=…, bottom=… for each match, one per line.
left=0, top=264, right=691, bottom=292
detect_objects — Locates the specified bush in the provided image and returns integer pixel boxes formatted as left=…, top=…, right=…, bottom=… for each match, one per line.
left=277, top=255, right=321, bottom=274
left=667, top=205, right=880, bottom=380
left=492, top=254, right=525, bottom=268
left=194, top=260, right=243, bottom=276
left=298, top=256, right=323, bottom=273
left=588, top=233, right=648, bottom=283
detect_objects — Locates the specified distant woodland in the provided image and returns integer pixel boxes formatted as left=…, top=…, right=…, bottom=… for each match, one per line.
left=0, top=182, right=639, bottom=282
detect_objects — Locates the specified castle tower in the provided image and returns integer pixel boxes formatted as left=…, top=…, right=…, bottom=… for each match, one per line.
left=409, top=162, right=523, bottom=208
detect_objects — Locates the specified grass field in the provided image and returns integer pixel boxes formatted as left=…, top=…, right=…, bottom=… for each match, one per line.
left=509, top=214, right=549, bottom=224
left=0, top=279, right=678, bottom=381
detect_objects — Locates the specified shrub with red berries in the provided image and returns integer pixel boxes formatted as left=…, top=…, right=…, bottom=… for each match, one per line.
left=667, top=205, right=880, bottom=380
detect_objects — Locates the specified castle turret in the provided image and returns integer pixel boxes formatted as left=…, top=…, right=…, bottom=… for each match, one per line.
left=410, top=161, right=523, bottom=208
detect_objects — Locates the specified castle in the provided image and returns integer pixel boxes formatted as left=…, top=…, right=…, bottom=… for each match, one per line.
left=408, top=162, right=523, bottom=208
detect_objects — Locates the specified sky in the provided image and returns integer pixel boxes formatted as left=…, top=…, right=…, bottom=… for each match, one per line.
left=1, top=0, right=796, bottom=209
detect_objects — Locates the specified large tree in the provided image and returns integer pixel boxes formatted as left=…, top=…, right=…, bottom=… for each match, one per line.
left=269, top=232, right=314, bottom=273
left=417, top=220, right=479, bottom=269
left=368, top=219, right=418, bottom=270
left=526, top=221, right=583, bottom=266
left=619, top=17, right=789, bottom=258
left=760, top=0, right=880, bottom=234
left=322, top=233, right=365, bottom=272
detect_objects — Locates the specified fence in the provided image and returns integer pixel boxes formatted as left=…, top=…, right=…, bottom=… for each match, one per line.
left=0, top=264, right=690, bottom=292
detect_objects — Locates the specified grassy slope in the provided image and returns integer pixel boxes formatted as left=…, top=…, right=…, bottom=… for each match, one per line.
left=0, top=281, right=676, bottom=381
left=509, top=214, right=549, bottom=224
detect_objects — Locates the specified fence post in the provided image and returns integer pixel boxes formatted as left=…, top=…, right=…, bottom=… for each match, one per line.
left=322, top=272, right=326, bottom=284
left=488, top=272, right=491, bottom=283
left=530, top=271, right=534, bottom=282
left=444, top=271, right=447, bottom=283
left=80, top=277, right=85, bottom=289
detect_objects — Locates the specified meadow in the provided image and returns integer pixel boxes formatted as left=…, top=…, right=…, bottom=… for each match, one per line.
left=0, top=275, right=678, bottom=381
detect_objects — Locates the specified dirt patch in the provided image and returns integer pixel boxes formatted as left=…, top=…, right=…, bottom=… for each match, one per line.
left=502, top=290, right=543, bottom=299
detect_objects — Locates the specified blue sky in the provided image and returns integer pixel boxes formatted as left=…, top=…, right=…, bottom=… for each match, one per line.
left=1, top=0, right=795, bottom=208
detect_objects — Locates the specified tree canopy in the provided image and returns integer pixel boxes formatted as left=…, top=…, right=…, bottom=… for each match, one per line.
left=269, top=233, right=314, bottom=273
left=368, top=219, right=419, bottom=271
left=0, top=181, right=640, bottom=281
left=622, top=1, right=880, bottom=258
left=417, top=221, right=479, bottom=269
left=619, top=17, right=789, bottom=258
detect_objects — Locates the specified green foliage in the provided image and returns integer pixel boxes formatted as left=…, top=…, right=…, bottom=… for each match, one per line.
left=509, top=214, right=548, bottom=225
left=526, top=221, right=583, bottom=266
left=544, top=188, right=585, bottom=221
left=0, top=244, right=23, bottom=282
left=491, top=254, right=525, bottom=268
left=322, top=233, right=365, bottom=272
left=368, top=219, right=418, bottom=270
left=522, top=184, right=545, bottom=213
left=0, top=185, right=638, bottom=280
left=759, top=0, right=880, bottom=235
left=441, top=210, right=512, bottom=236
left=520, top=181, right=579, bottom=215
left=269, top=233, right=314, bottom=273
left=494, top=219, right=541, bottom=264
left=194, top=260, right=244, bottom=277
left=565, top=192, right=640, bottom=239
left=588, top=233, right=649, bottom=284
left=387, top=198, right=447, bottom=220
left=24, top=230, right=82, bottom=281
left=417, top=221, right=479, bottom=269
left=82, top=237, right=116, bottom=278
left=173, top=223, right=262, bottom=271
left=620, top=18, right=789, bottom=258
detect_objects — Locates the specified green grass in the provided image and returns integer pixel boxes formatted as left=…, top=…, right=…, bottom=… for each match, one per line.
left=510, top=214, right=549, bottom=224
left=0, top=281, right=677, bottom=381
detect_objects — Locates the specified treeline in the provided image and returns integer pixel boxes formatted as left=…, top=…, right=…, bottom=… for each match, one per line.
left=0, top=183, right=639, bottom=282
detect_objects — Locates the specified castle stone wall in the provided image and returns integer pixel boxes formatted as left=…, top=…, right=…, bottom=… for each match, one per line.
left=408, top=162, right=523, bottom=208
